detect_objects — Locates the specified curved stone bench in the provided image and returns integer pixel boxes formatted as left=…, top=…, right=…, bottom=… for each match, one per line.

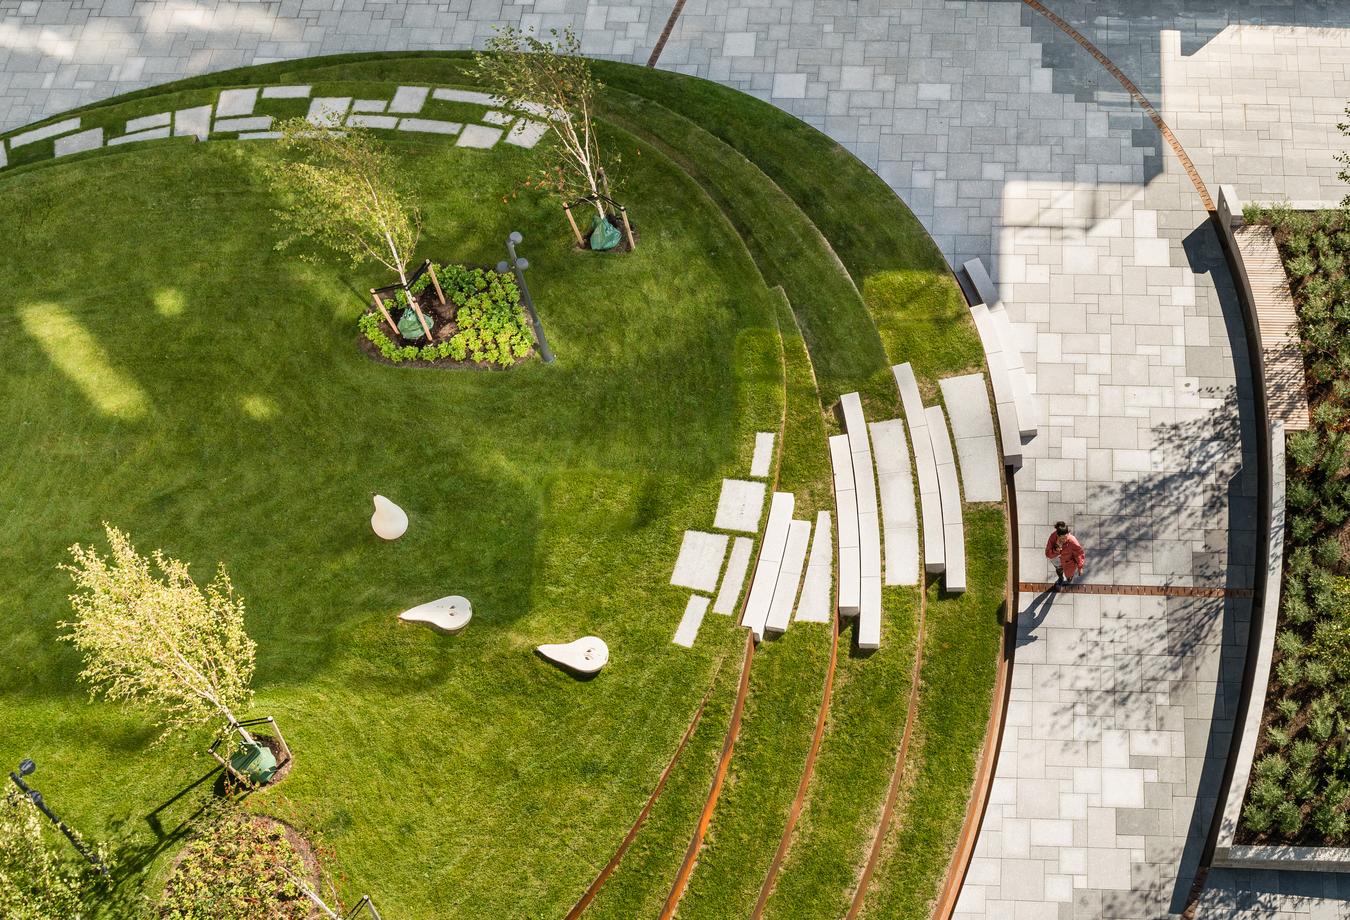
left=969, top=303, right=1025, bottom=469
left=962, top=257, right=1037, bottom=440
left=829, top=433, right=861, bottom=616
left=893, top=363, right=945, bottom=574
left=741, top=491, right=795, bottom=641
left=870, top=419, right=918, bottom=587
left=925, top=406, right=967, bottom=594
left=840, top=392, right=882, bottom=650
left=398, top=595, right=472, bottom=634
left=537, top=636, right=609, bottom=675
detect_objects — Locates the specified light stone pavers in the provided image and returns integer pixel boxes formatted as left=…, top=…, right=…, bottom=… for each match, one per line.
left=0, top=0, right=1345, bottom=914
left=670, top=529, right=728, bottom=593
left=750, top=431, right=774, bottom=478
left=672, top=593, right=709, bottom=647
left=795, top=511, right=832, bottom=624
left=713, top=478, right=765, bottom=534
left=940, top=373, right=1003, bottom=503
left=713, top=536, right=754, bottom=615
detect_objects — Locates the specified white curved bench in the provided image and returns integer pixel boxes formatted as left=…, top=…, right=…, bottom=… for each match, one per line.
left=398, top=595, right=472, bottom=634
left=893, top=363, right=945, bottom=574
left=925, top=406, right=967, bottom=594
left=840, top=392, right=881, bottom=650
left=537, top=636, right=609, bottom=675
left=962, top=257, right=1038, bottom=439
left=829, top=434, right=861, bottom=617
left=742, top=491, right=795, bottom=641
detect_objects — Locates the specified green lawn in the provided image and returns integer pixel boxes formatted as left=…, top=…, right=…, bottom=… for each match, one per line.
left=0, top=122, right=781, bottom=916
left=2, top=55, right=1007, bottom=920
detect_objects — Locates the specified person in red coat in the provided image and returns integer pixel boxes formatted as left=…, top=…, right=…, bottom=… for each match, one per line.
left=1046, top=521, right=1085, bottom=585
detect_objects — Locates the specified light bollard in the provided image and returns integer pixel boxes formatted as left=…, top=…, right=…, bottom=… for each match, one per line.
left=498, top=232, right=555, bottom=364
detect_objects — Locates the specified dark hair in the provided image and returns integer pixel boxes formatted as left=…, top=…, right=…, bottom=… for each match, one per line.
left=1054, top=521, right=1069, bottom=534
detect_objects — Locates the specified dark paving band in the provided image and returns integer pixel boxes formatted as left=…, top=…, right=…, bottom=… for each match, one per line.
left=1020, top=581, right=1254, bottom=599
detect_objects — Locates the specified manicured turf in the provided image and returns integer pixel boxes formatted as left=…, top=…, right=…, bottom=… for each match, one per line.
left=2, top=54, right=1008, bottom=919
left=0, top=119, right=780, bottom=915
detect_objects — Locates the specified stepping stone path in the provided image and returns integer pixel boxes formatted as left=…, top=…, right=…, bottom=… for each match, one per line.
left=713, top=478, right=766, bottom=533
left=870, top=419, right=919, bottom=587
left=672, top=595, right=709, bottom=648
left=670, top=530, right=729, bottom=593
left=713, top=537, right=754, bottom=615
left=795, top=511, right=833, bottom=623
left=1, top=81, right=548, bottom=172
left=750, top=431, right=774, bottom=478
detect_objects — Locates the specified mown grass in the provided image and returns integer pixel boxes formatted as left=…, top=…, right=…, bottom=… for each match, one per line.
left=2, top=54, right=1008, bottom=917
left=0, top=118, right=780, bottom=916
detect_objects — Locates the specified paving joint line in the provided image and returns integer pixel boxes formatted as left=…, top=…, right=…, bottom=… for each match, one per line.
left=1021, top=0, right=1214, bottom=212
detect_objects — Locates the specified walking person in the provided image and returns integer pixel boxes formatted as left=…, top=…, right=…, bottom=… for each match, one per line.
left=1045, top=521, right=1085, bottom=586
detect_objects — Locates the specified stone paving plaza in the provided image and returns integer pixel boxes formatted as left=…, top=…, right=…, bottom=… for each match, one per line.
left=5, top=1, right=1350, bottom=916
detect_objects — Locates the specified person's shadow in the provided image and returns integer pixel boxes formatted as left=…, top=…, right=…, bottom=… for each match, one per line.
left=1014, top=586, right=1058, bottom=649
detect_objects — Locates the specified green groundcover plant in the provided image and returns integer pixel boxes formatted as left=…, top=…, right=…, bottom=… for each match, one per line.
left=360, top=263, right=533, bottom=367
left=159, top=805, right=309, bottom=920
left=1243, top=203, right=1350, bottom=843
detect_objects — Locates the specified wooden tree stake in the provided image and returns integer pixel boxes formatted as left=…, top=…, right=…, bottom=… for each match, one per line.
left=620, top=206, right=636, bottom=252
left=408, top=298, right=434, bottom=343
left=563, top=203, right=584, bottom=247
left=371, top=290, right=399, bottom=337
left=425, top=260, right=446, bottom=306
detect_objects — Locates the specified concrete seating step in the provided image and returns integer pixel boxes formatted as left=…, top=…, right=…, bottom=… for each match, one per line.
left=870, top=419, right=919, bottom=586
left=829, top=433, right=862, bottom=615
left=969, top=304, right=1024, bottom=468
left=925, top=405, right=967, bottom=594
left=766, top=519, right=812, bottom=634
left=893, top=363, right=945, bottom=573
left=938, top=374, right=1003, bottom=502
left=673, top=594, right=710, bottom=648
left=741, top=491, right=795, bottom=641
left=671, top=530, right=730, bottom=592
left=962, top=257, right=1038, bottom=437
left=796, top=511, right=833, bottom=623
left=751, top=431, right=775, bottom=478
left=840, top=392, right=882, bottom=647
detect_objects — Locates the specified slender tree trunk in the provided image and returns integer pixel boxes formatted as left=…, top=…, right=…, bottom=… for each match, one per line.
left=222, top=704, right=257, bottom=746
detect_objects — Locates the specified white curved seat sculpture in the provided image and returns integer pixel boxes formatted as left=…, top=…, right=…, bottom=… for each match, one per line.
left=537, top=636, right=609, bottom=675
left=398, top=595, right=472, bottom=634
left=371, top=494, right=408, bottom=540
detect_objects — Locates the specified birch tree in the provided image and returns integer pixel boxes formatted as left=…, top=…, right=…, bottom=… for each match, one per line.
left=261, top=118, right=421, bottom=289
left=60, top=525, right=259, bottom=747
left=474, top=26, right=615, bottom=219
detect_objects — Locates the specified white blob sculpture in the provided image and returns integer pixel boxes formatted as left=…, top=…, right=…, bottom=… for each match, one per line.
left=371, top=494, right=408, bottom=540
left=537, top=636, right=609, bottom=675
left=399, top=595, right=473, bottom=634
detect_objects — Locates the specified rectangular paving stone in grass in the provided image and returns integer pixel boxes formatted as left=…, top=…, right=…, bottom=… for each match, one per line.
left=388, top=86, right=429, bottom=113
left=750, top=431, right=774, bottom=478
left=457, top=124, right=502, bottom=148
left=672, top=594, right=709, bottom=648
left=940, top=373, right=1003, bottom=502
left=433, top=88, right=495, bottom=106
left=306, top=97, right=350, bottom=126
left=0, top=142, right=6, bottom=169
left=351, top=99, right=388, bottom=113
left=506, top=120, right=548, bottom=149
left=174, top=106, right=211, bottom=140
left=237, top=132, right=282, bottom=141
left=766, top=518, right=811, bottom=634
left=108, top=127, right=170, bottom=146
left=10, top=117, right=79, bottom=148
left=53, top=128, right=101, bottom=157
left=714, top=478, right=766, bottom=533
left=346, top=114, right=398, bottom=130
left=125, top=112, right=170, bottom=133
left=215, top=88, right=257, bottom=117
left=398, top=118, right=461, bottom=136
left=671, top=530, right=729, bottom=593
left=213, top=116, right=273, bottom=133
left=713, top=536, right=754, bottom=615
left=261, top=86, right=311, bottom=99
left=482, top=110, right=514, bottom=126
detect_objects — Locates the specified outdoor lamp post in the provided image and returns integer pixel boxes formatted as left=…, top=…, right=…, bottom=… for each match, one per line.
left=9, top=758, right=107, bottom=874
left=498, top=231, right=555, bottom=364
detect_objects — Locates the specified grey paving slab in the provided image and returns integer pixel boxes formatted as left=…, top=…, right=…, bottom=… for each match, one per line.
left=670, top=530, right=729, bottom=593
left=346, top=114, right=398, bottom=130
left=713, top=536, right=754, bottom=615
left=456, top=124, right=502, bottom=148
left=215, top=88, right=256, bottom=117
left=750, top=431, right=774, bottom=478
left=672, top=593, right=709, bottom=648
left=397, top=118, right=461, bottom=136
left=53, top=128, right=101, bottom=157
left=306, top=97, right=350, bottom=126
left=351, top=99, right=389, bottom=113
left=108, top=126, right=170, bottom=146
left=173, top=106, right=211, bottom=140
left=213, top=115, right=272, bottom=133
left=261, top=86, right=310, bottom=99
left=713, top=478, right=765, bottom=534
left=940, top=373, right=1003, bottom=503
left=506, top=119, right=549, bottom=148
left=871, top=419, right=919, bottom=587
left=742, top=491, right=794, bottom=641
left=10, top=117, right=79, bottom=148
left=388, top=85, right=429, bottom=113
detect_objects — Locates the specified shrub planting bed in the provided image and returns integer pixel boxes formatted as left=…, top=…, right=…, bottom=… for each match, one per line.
left=360, top=263, right=534, bottom=368
left=1243, top=204, right=1350, bottom=844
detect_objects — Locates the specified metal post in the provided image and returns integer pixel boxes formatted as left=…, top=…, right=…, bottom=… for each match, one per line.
left=8, top=760, right=107, bottom=874
left=498, top=232, right=555, bottom=364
